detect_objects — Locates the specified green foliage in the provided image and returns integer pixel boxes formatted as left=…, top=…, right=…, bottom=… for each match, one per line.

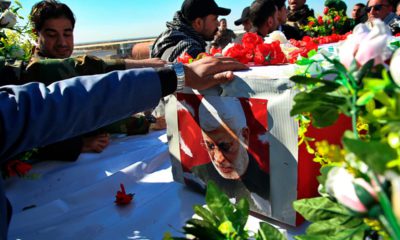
left=301, top=8, right=353, bottom=37
left=165, top=181, right=287, bottom=240
left=293, top=198, right=369, bottom=240
left=343, top=138, right=397, bottom=174
left=0, top=1, right=35, bottom=61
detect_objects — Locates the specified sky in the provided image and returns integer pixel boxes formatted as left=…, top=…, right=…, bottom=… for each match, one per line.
left=18, top=0, right=363, bottom=44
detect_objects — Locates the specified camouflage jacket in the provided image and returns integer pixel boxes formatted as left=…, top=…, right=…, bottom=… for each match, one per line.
left=0, top=55, right=126, bottom=86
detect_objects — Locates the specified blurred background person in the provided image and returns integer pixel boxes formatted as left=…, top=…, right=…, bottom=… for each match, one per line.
left=367, top=0, right=400, bottom=35
left=249, top=0, right=280, bottom=37
left=275, top=0, right=302, bottom=40
left=212, top=18, right=236, bottom=49
left=286, top=0, right=315, bottom=32
left=234, top=6, right=252, bottom=32
left=352, top=3, right=368, bottom=25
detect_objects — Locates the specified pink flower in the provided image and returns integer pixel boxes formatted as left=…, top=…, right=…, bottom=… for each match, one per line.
left=338, top=19, right=392, bottom=69
left=326, top=167, right=377, bottom=213
left=390, top=49, right=400, bottom=86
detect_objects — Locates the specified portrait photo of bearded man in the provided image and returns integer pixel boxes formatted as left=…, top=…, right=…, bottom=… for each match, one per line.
left=190, top=96, right=270, bottom=214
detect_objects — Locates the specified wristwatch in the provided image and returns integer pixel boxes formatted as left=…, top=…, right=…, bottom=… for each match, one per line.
left=167, top=62, right=185, bottom=92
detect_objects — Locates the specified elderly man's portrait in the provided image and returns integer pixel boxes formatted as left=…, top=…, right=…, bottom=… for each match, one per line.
left=177, top=94, right=270, bottom=215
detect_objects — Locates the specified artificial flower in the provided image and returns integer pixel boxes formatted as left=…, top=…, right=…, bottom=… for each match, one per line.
left=114, top=183, right=134, bottom=205
left=0, top=9, right=17, bottom=28
left=6, top=160, right=32, bottom=177
left=390, top=48, right=400, bottom=86
left=326, top=167, right=376, bottom=213
left=391, top=176, right=400, bottom=221
left=268, top=31, right=288, bottom=44
left=338, top=19, right=392, bottom=69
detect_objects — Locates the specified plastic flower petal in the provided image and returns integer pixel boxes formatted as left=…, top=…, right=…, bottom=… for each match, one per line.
left=390, top=49, right=400, bottom=86
left=326, top=167, right=376, bottom=213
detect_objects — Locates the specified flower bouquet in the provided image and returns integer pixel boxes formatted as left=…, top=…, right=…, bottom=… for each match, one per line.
left=290, top=20, right=400, bottom=240
left=302, top=7, right=353, bottom=37
left=0, top=0, right=35, bottom=61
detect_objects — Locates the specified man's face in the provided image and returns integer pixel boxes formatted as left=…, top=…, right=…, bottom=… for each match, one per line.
left=288, top=0, right=306, bottom=11
left=219, top=19, right=227, bottom=30
left=37, top=17, right=74, bottom=58
left=352, top=5, right=363, bottom=19
left=197, top=14, right=219, bottom=41
left=277, top=5, right=288, bottom=25
left=367, top=0, right=392, bottom=21
left=397, top=4, right=400, bottom=16
left=202, top=125, right=249, bottom=180
left=242, top=19, right=252, bottom=32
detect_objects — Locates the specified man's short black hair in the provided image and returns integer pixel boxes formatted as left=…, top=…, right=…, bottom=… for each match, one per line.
left=355, top=3, right=366, bottom=8
left=274, top=0, right=286, bottom=9
left=30, top=0, right=75, bottom=32
left=249, top=0, right=277, bottom=29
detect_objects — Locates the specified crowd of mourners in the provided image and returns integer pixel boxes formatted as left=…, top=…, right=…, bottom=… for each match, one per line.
left=0, top=0, right=399, bottom=238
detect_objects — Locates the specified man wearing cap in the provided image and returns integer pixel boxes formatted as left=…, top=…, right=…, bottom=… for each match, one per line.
left=151, top=0, right=230, bottom=62
left=233, top=6, right=252, bottom=44
left=235, top=6, right=252, bottom=32
left=366, top=0, right=400, bottom=35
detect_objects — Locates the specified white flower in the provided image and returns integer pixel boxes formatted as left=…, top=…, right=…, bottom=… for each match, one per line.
left=0, top=9, right=17, bottom=28
left=326, top=167, right=376, bottom=213
left=390, top=49, right=400, bottom=86
left=268, top=31, right=288, bottom=44
left=338, top=19, right=392, bottom=69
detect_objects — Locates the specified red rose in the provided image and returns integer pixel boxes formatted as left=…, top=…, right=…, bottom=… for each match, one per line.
left=6, top=160, right=32, bottom=177
left=242, top=32, right=264, bottom=50
left=318, top=16, right=324, bottom=25
left=308, top=21, right=315, bottom=27
left=323, top=7, right=329, bottom=15
left=334, top=16, right=341, bottom=22
left=327, top=20, right=331, bottom=25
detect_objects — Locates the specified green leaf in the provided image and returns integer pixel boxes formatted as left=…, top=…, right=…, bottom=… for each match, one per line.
left=354, top=59, right=374, bottom=83
left=304, top=217, right=367, bottom=240
left=356, top=92, right=375, bottom=106
left=363, top=78, right=390, bottom=92
left=296, top=58, right=316, bottom=66
left=205, top=181, right=235, bottom=222
left=231, top=198, right=249, bottom=230
left=293, top=197, right=352, bottom=222
left=184, top=219, right=225, bottom=240
left=290, top=76, right=341, bottom=89
left=343, top=138, right=398, bottom=174
left=193, top=205, right=218, bottom=227
left=255, top=222, right=287, bottom=240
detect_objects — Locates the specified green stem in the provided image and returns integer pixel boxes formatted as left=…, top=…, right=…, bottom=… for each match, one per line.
left=370, top=173, right=400, bottom=240
left=352, top=90, right=359, bottom=139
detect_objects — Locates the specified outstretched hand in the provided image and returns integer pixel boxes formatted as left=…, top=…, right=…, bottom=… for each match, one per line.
left=183, top=57, right=249, bottom=90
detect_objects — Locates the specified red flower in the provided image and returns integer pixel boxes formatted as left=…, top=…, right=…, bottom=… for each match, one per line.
left=318, top=16, right=324, bottom=25
left=334, top=16, right=341, bottom=22
left=323, top=7, right=329, bottom=15
left=396, top=33, right=400, bottom=37
left=210, top=47, right=222, bottom=56
left=6, top=160, right=32, bottom=177
left=308, top=21, right=315, bottom=27
left=327, top=20, right=331, bottom=25
left=115, top=183, right=134, bottom=205
left=177, top=52, right=194, bottom=64
left=242, top=32, right=264, bottom=50
left=224, top=44, right=253, bottom=64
